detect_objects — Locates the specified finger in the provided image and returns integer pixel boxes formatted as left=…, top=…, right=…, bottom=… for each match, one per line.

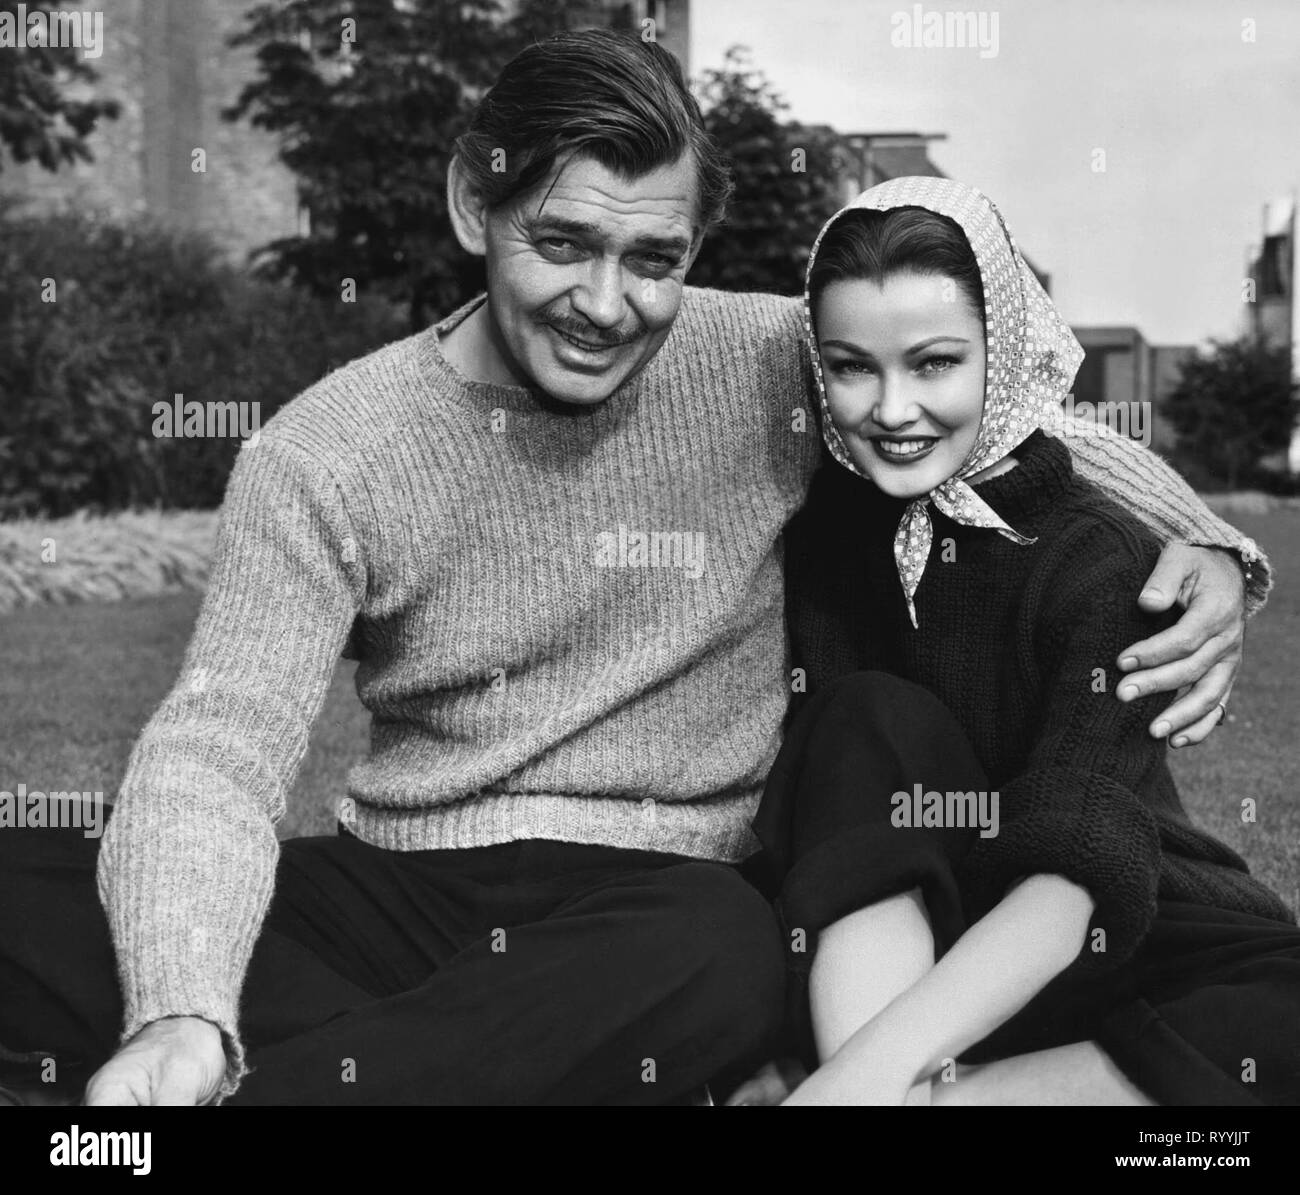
left=1135, top=543, right=1197, bottom=614
left=1116, top=636, right=1230, bottom=704
left=1157, top=666, right=1236, bottom=743
left=1119, top=607, right=1238, bottom=674
left=1168, top=700, right=1229, bottom=749
left=82, top=1077, right=141, bottom=1107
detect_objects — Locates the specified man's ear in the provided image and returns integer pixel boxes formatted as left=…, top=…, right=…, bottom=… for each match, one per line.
left=447, top=155, right=489, bottom=256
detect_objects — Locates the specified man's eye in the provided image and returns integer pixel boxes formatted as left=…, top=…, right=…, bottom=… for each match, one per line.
left=632, top=253, right=677, bottom=276
left=538, top=238, right=581, bottom=258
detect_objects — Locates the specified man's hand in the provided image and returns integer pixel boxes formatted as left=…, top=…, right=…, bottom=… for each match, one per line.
left=82, top=1016, right=226, bottom=1106
left=1117, top=543, right=1245, bottom=746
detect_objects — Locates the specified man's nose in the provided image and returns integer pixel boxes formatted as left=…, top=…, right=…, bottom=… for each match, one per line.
left=569, top=258, right=630, bottom=330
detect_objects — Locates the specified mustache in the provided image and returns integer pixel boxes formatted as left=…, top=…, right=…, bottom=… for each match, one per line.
left=539, top=310, right=646, bottom=347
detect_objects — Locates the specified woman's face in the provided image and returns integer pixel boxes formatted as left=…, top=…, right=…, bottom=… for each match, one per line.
left=815, top=271, right=987, bottom=499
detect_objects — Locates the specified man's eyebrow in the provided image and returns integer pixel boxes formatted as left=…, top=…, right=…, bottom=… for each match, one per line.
left=628, top=232, right=692, bottom=257
left=522, top=215, right=602, bottom=239
left=522, top=216, right=691, bottom=257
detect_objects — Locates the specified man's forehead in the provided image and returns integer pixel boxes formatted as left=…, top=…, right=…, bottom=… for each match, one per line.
left=515, top=154, right=699, bottom=237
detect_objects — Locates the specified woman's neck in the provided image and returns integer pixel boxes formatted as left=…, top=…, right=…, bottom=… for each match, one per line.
left=966, top=453, right=1019, bottom=486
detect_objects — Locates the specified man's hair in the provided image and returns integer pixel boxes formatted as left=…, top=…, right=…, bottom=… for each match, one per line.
left=809, top=207, right=985, bottom=324
left=454, top=29, right=732, bottom=231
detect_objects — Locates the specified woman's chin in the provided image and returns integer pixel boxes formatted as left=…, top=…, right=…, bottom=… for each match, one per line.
left=844, top=449, right=937, bottom=500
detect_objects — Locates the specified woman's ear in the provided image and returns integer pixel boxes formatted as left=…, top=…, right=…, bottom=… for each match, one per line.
left=447, top=155, right=489, bottom=256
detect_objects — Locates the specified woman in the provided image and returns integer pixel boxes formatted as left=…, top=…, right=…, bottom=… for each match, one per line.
left=745, top=176, right=1299, bottom=1106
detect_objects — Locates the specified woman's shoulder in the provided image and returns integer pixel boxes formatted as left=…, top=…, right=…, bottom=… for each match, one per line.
left=1049, top=468, right=1165, bottom=575
left=1017, top=458, right=1171, bottom=636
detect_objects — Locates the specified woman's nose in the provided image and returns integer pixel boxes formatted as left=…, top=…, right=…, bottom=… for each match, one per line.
left=872, top=377, right=921, bottom=430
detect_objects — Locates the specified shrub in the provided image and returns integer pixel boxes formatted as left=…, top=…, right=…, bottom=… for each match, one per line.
left=0, top=204, right=407, bottom=516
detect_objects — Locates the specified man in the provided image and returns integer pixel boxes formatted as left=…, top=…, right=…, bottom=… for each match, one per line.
left=0, top=29, right=1265, bottom=1106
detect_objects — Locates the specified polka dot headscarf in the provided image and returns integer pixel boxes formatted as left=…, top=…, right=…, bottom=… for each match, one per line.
left=803, top=176, right=1085, bottom=628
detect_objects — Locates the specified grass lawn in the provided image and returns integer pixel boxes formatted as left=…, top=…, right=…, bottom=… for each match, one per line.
left=2, top=507, right=1297, bottom=913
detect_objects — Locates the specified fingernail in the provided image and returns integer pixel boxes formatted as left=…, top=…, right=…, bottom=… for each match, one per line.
left=1119, top=656, right=1139, bottom=670
left=1171, top=735, right=1187, bottom=748
left=1119, top=685, right=1139, bottom=701
left=1140, top=588, right=1162, bottom=602
left=1153, top=721, right=1171, bottom=738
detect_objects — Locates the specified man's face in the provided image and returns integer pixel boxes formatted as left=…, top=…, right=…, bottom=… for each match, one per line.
left=480, top=153, right=700, bottom=405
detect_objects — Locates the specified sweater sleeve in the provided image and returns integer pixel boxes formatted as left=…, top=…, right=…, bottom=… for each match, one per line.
left=1044, top=412, right=1271, bottom=615
left=96, top=433, right=366, bottom=1099
left=957, top=521, right=1181, bottom=979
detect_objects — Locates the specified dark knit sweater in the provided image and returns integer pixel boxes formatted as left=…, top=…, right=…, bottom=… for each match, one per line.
left=785, top=430, right=1293, bottom=976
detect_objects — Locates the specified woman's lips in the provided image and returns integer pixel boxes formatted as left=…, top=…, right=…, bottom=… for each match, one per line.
left=868, top=436, right=939, bottom=464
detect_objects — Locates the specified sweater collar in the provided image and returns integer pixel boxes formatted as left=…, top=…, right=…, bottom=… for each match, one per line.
left=416, top=293, right=646, bottom=420
left=968, top=429, right=1074, bottom=525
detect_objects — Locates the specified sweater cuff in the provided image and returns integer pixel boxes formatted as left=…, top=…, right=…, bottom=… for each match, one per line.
left=958, top=770, right=1162, bottom=976
left=96, top=769, right=279, bottom=1103
left=1045, top=415, right=1273, bottom=616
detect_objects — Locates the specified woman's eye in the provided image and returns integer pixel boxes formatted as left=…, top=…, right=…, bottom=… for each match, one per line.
left=917, top=356, right=960, bottom=376
left=826, top=358, right=874, bottom=377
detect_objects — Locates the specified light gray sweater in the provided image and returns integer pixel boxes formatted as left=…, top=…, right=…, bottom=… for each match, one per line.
left=97, top=287, right=1269, bottom=1096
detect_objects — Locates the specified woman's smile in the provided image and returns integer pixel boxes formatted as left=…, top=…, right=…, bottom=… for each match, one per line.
left=869, top=435, right=940, bottom=464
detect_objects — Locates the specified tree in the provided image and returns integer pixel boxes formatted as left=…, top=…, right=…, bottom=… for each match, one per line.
left=688, top=47, right=844, bottom=296
left=0, top=0, right=120, bottom=173
left=1163, top=336, right=1298, bottom=490
left=224, top=0, right=608, bottom=332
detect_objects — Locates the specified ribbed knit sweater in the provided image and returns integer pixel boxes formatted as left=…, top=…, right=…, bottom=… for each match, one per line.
left=97, top=288, right=1271, bottom=1094
left=785, top=430, right=1292, bottom=983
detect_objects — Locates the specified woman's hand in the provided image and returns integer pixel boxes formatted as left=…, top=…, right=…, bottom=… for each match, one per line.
left=724, top=1058, right=808, bottom=1106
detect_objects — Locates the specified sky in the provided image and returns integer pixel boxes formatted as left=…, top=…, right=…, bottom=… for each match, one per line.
left=689, top=0, right=1300, bottom=346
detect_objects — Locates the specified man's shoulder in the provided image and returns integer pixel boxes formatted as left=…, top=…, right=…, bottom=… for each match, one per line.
left=255, top=327, right=443, bottom=466
left=678, top=286, right=805, bottom=339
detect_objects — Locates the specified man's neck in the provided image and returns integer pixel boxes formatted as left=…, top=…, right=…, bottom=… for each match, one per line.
left=439, top=302, right=530, bottom=388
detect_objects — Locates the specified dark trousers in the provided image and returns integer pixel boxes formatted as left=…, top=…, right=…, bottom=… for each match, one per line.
left=755, top=670, right=1300, bottom=1107
left=0, top=822, right=785, bottom=1105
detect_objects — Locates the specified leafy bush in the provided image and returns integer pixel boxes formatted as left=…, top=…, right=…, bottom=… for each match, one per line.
left=0, top=203, right=406, bottom=516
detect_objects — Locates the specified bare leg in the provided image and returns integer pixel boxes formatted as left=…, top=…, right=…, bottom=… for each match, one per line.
left=930, top=1041, right=1155, bottom=1106
left=808, top=888, right=935, bottom=1105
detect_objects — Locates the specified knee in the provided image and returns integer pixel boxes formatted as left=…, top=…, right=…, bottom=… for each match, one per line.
left=663, top=863, right=786, bottom=1047
left=807, top=670, right=973, bottom=766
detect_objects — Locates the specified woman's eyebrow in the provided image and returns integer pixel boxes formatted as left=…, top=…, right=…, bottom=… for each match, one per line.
left=907, top=335, right=970, bottom=352
left=820, top=338, right=874, bottom=354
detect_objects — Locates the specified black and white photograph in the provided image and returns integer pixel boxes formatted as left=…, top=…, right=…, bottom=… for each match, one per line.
left=0, top=0, right=1297, bottom=1158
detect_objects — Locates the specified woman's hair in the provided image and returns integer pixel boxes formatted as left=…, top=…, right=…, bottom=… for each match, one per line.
left=455, top=29, right=732, bottom=232
left=808, top=206, right=985, bottom=324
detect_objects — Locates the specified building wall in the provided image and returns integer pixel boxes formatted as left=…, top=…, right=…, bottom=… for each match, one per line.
left=0, top=0, right=300, bottom=262
left=1, top=1, right=690, bottom=264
